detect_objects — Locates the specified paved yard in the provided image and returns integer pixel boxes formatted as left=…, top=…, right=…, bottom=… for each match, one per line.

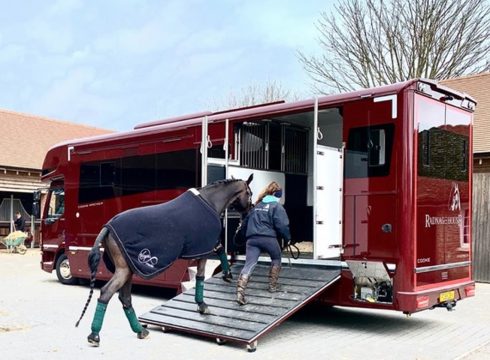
left=0, top=248, right=489, bottom=359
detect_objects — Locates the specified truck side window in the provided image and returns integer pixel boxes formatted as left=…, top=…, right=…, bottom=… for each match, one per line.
left=48, top=189, right=64, bottom=218
left=79, top=149, right=197, bottom=204
left=345, top=124, right=394, bottom=178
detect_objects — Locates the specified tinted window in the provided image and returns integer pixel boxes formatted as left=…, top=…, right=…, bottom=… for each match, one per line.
left=122, top=155, right=155, bottom=196
left=417, top=127, right=469, bottom=181
left=79, top=149, right=197, bottom=204
left=155, top=150, right=197, bottom=189
left=345, top=124, right=394, bottom=178
left=416, top=98, right=470, bottom=181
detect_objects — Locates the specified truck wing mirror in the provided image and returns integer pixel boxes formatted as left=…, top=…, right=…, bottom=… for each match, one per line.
left=32, top=202, right=40, bottom=219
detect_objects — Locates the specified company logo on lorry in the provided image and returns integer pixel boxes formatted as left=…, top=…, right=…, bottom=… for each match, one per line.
left=424, top=183, right=462, bottom=228
left=449, top=183, right=461, bottom=212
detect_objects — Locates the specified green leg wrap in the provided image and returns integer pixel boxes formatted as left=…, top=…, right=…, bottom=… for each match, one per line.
left=195, top=275, right=205, bottom=304
left=90, top=300, right=108, bottom=334
left=123, top=306, right=143, bottom=333
left=217, top=251, right=230, bottom=273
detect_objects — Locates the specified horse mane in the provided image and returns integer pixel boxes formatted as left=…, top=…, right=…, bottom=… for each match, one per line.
left=199, top=178, right=242, bottom=189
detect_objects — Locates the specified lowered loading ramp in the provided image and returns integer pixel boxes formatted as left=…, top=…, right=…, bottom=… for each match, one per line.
left=139, top=263, right=340, bottom=352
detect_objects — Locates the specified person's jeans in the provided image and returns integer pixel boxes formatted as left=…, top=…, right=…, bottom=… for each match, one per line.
left=240, top=236, right=281, bottom=276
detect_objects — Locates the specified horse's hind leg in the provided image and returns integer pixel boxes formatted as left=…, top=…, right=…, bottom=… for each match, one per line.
left=195, top=258, right=210, bottom=314
left=119, top=279, right=149, bottom=339
left=87, top=235, right=132, bottom=346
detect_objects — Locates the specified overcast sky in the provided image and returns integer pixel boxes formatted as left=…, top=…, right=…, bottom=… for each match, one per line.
left=0, top=0, right=332, bottom=131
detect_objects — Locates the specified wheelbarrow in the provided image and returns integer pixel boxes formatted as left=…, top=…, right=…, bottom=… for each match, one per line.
left=1, top=231, right=28, bottom=254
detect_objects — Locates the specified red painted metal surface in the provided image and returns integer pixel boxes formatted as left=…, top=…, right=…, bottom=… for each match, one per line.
left=40, top=79, right=475, bottom=313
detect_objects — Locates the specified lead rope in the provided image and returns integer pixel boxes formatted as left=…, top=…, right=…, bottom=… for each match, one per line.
left=283, top=242, right=300, bottom=267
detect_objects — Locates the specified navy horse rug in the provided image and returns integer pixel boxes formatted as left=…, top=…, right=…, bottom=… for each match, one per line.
left=103, top=189, right=221, bottom=279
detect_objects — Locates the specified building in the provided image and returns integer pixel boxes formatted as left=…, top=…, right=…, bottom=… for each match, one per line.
left=0, top=109, right=112, bottom=242
left=441, top=72, right=490, bottom=282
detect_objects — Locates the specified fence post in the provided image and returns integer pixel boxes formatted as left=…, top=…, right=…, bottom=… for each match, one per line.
left=30, top=215, right=35, bottom=248
left=10, top=194, right=14, bottom=233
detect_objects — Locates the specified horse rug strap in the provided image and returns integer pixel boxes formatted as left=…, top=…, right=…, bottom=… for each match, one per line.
left=104, top=190, right=221, bottom=279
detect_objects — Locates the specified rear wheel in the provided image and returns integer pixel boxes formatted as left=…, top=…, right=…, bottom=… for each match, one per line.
left=56, top=253, right=78, bottom=285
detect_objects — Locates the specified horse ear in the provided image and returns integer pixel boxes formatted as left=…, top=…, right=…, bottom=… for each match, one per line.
left=246, top=173, right=253, bottom=185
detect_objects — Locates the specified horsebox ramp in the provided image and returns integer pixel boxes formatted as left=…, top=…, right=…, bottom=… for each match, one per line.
left=139, top=263, right=340, bottom=352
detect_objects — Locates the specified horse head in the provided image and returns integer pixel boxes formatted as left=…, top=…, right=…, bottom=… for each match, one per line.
left=199, top=174, right=253, bottom=215
left=230, top=174, right=253, bottom=214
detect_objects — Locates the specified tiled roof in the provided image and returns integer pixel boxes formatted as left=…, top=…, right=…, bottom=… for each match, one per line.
left=440, top=72, right=490, bottom=153
left=0, top=109, right=113, bottom=170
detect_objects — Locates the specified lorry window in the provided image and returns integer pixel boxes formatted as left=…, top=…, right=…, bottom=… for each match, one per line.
left=122, top=155, right=155, bottom=196
left=417, top=106, right=469, bottom=181
left=79, top=149, right=197, bottom=204
left=155, top=150, right=197, bottom=189
left=345, top=124, right=394, bottom=178
left=47, top=189, right=64, bottom=218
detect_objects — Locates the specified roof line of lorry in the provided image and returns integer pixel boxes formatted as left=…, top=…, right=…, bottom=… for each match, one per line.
left=46, top=78, right=474, bottom=152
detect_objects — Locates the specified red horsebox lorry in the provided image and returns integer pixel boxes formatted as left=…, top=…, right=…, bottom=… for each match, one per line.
left=38, top=79, right=475, bottom=316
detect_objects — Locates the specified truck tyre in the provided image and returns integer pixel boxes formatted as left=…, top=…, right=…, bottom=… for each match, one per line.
left=56, top=253, right=78, bottom=285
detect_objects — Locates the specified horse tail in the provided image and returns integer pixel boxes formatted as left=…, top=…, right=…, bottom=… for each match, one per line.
left=75, top=227, right=108, bottom=327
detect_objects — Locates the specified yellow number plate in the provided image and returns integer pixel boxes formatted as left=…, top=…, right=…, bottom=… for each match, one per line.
left=439, top=290, right=455, bottom=302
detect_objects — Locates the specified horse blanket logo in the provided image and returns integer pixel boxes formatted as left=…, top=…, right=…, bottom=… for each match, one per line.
left=138, top=249, right=158, bottom=268
left=103, top=190, right=221, bottom=279
left=449, top=182, right=461, bottom=212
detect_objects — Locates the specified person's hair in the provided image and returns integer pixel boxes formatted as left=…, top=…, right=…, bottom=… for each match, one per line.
left=16, top=211, right=21, bottom=215
left=255, top=181, right=281, bottom=205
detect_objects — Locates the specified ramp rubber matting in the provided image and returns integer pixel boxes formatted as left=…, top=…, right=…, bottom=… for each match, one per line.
left=139, top=263, right=340, bottom=351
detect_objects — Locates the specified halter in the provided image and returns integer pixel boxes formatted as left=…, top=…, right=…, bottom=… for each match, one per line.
left=229, top=181, right=253, bottom=213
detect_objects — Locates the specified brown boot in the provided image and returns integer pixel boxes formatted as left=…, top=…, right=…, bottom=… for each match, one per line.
left=268, top=265, right=281, bottom=292
left=236, top=275, right=249, bottom=305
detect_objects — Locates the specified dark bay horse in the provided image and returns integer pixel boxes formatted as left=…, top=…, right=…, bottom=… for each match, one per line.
left=75, top=175, right=253, bottom=346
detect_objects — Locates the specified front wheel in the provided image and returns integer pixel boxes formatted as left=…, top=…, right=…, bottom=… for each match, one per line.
left=56, top=253, right=78, bottom=285
left=17, top=245, right=27, bottom=255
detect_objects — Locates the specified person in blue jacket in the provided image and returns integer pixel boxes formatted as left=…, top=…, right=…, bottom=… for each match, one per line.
left=236, top=181, right=291, bottom=305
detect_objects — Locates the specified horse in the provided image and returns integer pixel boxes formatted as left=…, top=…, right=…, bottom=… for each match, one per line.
left=75, top=175, right=253, bottom=346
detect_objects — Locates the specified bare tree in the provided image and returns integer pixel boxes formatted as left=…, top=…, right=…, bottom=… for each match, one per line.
left=212, top=80, right=301, bottom=111
left=299, top=0, right=490, bottom=93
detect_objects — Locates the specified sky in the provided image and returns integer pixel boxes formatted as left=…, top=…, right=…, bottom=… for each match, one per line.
left=0, top=0, right=333, bottom=131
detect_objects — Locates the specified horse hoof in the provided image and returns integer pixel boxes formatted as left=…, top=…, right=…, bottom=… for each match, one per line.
left=197, top=302, right=210, bottom=315
left=137, top=328, right=150, bottom=339
left=236, top=298, right=247, bottom=306
left=222, top=271, right=233, bottom=283
left=87, top=332, right=100, bottom=347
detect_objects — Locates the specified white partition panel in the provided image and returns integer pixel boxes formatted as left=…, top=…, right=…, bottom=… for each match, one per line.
left=314, top=145, right=343, bottom=259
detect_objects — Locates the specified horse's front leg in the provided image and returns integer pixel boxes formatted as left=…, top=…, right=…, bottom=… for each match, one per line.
left=195, top=258, right=210, bottom=315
